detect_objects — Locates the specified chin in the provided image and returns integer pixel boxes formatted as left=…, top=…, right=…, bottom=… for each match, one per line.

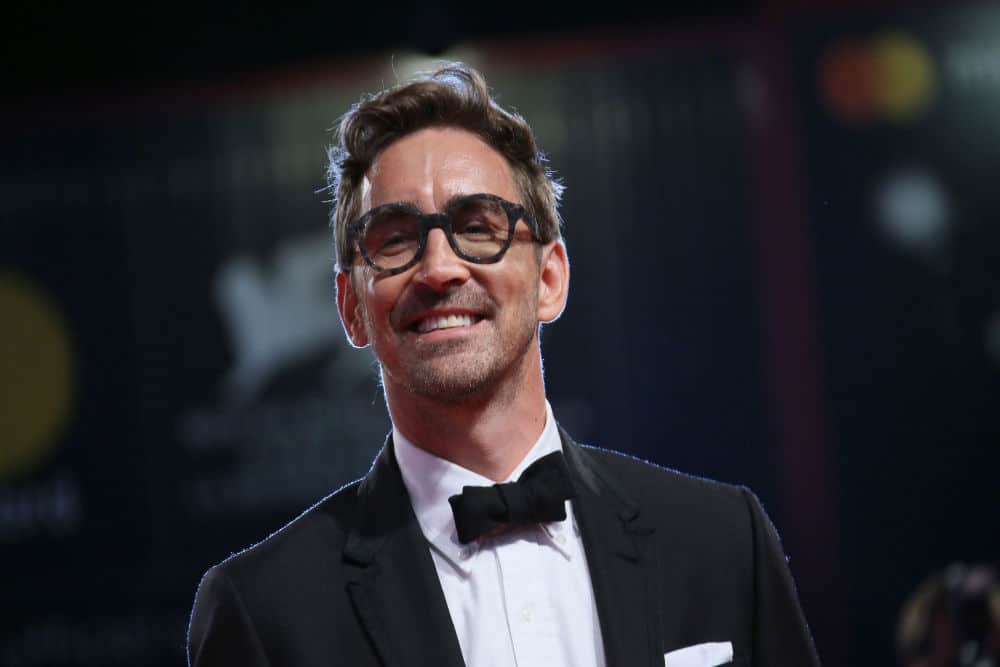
left=406, top=367, right=496, bottom=404
left=386, top=327, right=537, bottom=403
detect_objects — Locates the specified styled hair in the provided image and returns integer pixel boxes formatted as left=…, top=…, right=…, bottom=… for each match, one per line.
left=326, top=63, right=564, bottom=270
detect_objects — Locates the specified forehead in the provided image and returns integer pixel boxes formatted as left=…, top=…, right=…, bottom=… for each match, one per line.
left=362, top=127, right=519, bottom=211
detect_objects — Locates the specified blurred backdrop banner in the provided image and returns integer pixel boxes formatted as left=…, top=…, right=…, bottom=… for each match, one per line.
left=2, top=3, right=998, bottom=665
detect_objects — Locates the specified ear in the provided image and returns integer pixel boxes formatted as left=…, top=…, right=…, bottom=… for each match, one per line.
left=335, top=269, right=370, bottom=348
left=536, top=240, right=570, bottom=323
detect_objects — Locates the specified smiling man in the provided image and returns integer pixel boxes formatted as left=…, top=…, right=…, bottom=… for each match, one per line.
left=338, top=125, right=567, bottom=480
left=188, top=64, right=821, bottom=667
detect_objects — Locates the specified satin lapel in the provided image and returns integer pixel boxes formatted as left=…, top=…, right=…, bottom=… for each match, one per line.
left=343, top=437, right=465, bottom=667
left=561, top=429, right=662, bottom=667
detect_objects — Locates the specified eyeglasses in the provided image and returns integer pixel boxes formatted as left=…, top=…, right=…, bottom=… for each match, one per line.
left=346, top=193, right=539, bottom=275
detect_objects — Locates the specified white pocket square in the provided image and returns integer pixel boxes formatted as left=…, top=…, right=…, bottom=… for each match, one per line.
left=663, top=641, right=734, bottom=667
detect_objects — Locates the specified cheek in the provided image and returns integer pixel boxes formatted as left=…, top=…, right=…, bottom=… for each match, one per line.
left=366, top=278, right=406, bottom=326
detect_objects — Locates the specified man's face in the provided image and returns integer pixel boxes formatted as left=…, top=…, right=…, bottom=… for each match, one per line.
left=336, top=127, right=568, bottom=404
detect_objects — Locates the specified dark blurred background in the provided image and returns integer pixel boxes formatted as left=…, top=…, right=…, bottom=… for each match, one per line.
left=2, top=1, right=998, bottom=665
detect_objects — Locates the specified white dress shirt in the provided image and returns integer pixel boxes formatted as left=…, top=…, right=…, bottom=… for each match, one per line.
left=394, top=402, right=606, bottom=667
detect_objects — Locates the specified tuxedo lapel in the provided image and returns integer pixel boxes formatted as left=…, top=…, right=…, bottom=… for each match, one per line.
left=561, top=428, right=662, bottom=667
left=343, top=437, right=465, bottom=667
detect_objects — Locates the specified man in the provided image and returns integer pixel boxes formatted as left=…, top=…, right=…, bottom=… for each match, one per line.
left=188, top=63, right=821, bottom=666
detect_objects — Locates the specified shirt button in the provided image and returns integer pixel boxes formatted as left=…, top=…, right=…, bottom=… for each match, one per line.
left=460, top=546, right=474, bottom=560
left=521, top=607, right=533, bottom=623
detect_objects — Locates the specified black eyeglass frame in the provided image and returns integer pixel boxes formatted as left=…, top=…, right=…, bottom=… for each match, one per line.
left=346, top=193, right=540, bottom=276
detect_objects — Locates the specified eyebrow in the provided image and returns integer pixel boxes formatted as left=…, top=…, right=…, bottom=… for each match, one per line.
left=377, top=193, right=491, bottom=213
left=442, top=193, right=484, bottom=210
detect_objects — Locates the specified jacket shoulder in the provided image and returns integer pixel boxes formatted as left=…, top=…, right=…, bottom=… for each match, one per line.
left=575, top=443, right=765, bottom=549
left=579, top=443, right=748, bottom=505
left=205, top=477, right=363, bottom=586
left=188, top=478, right=380, bottom=663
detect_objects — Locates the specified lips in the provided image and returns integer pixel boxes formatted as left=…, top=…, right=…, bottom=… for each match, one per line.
left=393, top=286, right=494, bottom=335
left=413, top=313, right=483, bottom=334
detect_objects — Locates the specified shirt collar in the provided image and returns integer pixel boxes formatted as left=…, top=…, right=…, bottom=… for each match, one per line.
left=394, top=401, right=568, bottom=573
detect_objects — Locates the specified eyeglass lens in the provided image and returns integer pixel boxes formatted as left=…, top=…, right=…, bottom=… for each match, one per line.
left=361, top=198, right=511, bottom=270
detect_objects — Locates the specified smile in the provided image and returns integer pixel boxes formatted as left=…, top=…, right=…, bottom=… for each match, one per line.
left=413, top=313, right=482, bottom=334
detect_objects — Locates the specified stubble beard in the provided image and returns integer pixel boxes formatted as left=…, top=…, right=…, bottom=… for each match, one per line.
left=364, top=292, right=540, bottom=406
left=398, top=317, right=538, bottom=405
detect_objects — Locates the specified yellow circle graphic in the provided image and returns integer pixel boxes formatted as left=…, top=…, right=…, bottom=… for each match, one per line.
left=0, top=270, right=74, bottom=479
left=874, top=31, right=937, bottom=122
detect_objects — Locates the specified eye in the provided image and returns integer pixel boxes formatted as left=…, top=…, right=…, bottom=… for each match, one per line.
left=458, top=219, right=493, bottom=236
left=452, top=200, right=506, bottom=240
left=379, top=231, right=410, bottom=250
left=364, top=210, right=420, bottom=257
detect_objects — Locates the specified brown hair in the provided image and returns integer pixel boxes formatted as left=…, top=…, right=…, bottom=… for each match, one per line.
left=327, top=63, right=564, bottom=270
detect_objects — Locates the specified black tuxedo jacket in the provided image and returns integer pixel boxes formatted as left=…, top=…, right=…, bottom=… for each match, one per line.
left=188, top=429, right=820, bottom=666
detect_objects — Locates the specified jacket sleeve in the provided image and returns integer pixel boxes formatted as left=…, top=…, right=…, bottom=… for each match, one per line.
left=187, top=565, right=272, bottom=667
left=740, top=488, right=821, bottom=666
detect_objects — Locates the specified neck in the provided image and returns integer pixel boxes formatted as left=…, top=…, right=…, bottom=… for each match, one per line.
left=384, top=349, right=548, bottom=482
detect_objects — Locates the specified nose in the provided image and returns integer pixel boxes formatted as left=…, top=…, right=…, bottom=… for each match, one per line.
left=414, top=228, right=470, bottom=291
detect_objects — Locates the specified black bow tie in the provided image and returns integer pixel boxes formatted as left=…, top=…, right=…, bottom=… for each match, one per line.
left=448, top=451, right=576, bottom=545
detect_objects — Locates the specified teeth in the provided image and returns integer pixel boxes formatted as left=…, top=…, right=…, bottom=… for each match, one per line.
left=416, top=314, right=476, bottom=333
